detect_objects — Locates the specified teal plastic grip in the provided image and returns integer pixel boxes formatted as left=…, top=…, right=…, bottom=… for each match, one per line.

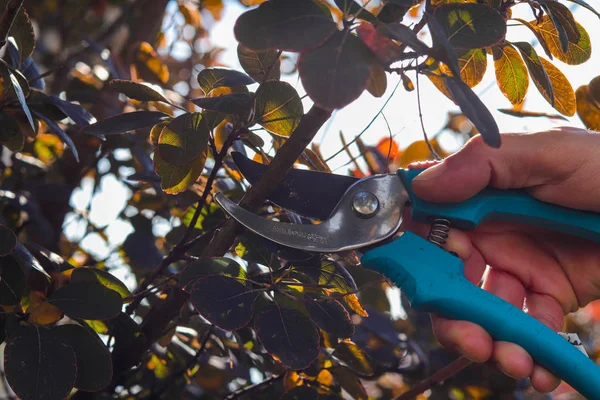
left=361, top=232, right=600, bottom=399
left=399, top=168, right=600, bottom=242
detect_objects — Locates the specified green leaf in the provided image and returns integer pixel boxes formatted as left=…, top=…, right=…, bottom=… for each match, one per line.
left=305, top=297, right=354, bottom=339
left=254, top=80, right=303, bottom=137
left=298, top=31, right=373, bottom=110
left=433, top=3, right=506, bottom=54
left=333, top=341, right=374, bottom=376
left=4, top=323, right=77, bottom=400
left=532, top=14, right=591, bottom=65
left=197, top=68, right=255, bottom=96
left=512, top=41, right=554, bottom=106
left=182, top=202, right=225, bottom=231
left=459, top=48, right=487, bottom=88
left=32, top=110, right=80, bottom=162
left=254, top=304, right=320, bottom=369
left=109, top=80, right=170, bottom=103
left=190, top=275, right=254, bottom=330
left=157, top=112, right=210, bottom=166
left=81, top=111, right=171, bottom=136
left=191, top=92, right=253, bottom=115
left=0, top=225, right=17, bottom=256
left=234, top=0, right=337, bottom=52
left=237, top=44, right=281, bottom=82
left=334, top=0, right=377, bottom=23
left=53, top=324, right=112, bottom=391
left=445, top=76, right=501, bottom=148
left=0, top=256, right=25, bottom=305
left=492, top=43, right=529, bottom=106
left=71, top=267, right=132, bottom=299
left=153, top=147, right=207, bottom=195
left=180, top=257, right=246, bottom=289
left=49, top=282, right=123, bottom=320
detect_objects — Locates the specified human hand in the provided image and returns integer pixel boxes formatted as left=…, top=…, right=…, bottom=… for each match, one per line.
left=408, top=127, right=600, bottom=392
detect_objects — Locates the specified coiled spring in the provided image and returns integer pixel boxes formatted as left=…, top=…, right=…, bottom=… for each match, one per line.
left=427, top=218, right=451, bottom=247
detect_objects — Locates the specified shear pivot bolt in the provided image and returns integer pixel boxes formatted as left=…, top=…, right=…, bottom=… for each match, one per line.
left=352, top=191, right=379, bottom=218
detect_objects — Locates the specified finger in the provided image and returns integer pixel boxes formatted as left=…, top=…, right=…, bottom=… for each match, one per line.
left=521, top=293, right=563, bottom=390
left=493, top=341, right=533, bottom=380
left=410, top=128, right=600, bottom=211
left=431, top=316, right=493, bottom=363
left=530, top=365, right=562, bottom=393
left=471, top=231, right=578, bottom=314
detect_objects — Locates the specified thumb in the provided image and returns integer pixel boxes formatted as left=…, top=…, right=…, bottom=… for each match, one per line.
left=410, top=128, right=600, bottom=211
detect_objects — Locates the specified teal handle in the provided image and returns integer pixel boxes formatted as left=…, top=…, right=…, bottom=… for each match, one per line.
left=361, top=232, right=600, bottom=399
left=398, top=168, right=600, bottom=242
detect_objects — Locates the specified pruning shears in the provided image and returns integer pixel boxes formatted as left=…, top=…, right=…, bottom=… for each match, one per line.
left=215, top=152, right=600, bottom=399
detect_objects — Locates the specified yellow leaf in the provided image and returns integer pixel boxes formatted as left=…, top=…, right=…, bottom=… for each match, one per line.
left=134, top=42, right=169, bottom=84
left=26, top=291, right=63, bottom=325
left=202, top=0, right=224, bottom=21
left=179, top=3, right=202, bottom=29
left=459, top=48, right=487, bottom=88
left=366, top=61, right=387, bottom=98
left=532, top=15, right=591, bottom=65
left=317, top=369, right=334, bottom=388
left=576, top=85, right=600, bottom=130
left=150, top=121, right=168, bottom=147
left=344, top=294, right=368, bottom=317
left=147, top=354, right=169, bottom=379
left=398, top=139, right=447, bottom=167
left=492, top=43, right=529, bottom=106
left=539, top=57, right=576, bottom=116
left=284, top=371, right=302, bottom=391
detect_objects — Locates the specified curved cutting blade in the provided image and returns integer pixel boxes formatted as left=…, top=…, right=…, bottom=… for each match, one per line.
left=231, top=152, right=359, bottom=221
left=215, top=174, right=408, bottom=252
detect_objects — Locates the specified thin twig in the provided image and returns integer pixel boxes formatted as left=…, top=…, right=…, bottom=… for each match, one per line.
left=394, top=357, right=472, bottom=400
left=325, top=78, right=401, bottom=163
left=415, top=66, right=441, bottom=160
left=225, top=374, right=285, bottom=400
left=381, top=112, right=393, bottom=174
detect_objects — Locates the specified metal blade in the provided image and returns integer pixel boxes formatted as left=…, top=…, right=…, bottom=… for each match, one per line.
left=231, top=152, right=359, bottom=220
left=215, top=174, right=407, bottom=252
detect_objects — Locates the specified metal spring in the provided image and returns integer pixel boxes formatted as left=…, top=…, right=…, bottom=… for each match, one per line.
left=427, top=218, right=451, bottom=247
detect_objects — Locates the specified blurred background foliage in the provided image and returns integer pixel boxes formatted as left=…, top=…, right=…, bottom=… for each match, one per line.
left=0, top=0, right=600, bottom=399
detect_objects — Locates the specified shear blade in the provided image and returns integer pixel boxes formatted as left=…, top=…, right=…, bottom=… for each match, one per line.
left=231, top=152, right=359, bottom=221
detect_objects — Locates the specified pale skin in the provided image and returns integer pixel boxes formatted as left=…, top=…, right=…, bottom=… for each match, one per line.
left=405, top=127, right=600, bottom=393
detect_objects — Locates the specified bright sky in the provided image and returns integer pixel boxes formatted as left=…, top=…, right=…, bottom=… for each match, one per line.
left=65, top=0, right=600, bottom=295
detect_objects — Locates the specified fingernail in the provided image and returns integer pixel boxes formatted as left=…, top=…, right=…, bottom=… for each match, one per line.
left=413, top=162, right=447, bottom=182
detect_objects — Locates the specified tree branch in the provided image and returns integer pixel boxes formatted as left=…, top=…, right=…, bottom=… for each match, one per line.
left=0, top=0, right=24, bottom=50
left=112, top=105, right=332, bottom=388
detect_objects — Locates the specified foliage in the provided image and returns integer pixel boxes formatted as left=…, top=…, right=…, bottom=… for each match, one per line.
left=0, top=0, right=599, bottom=399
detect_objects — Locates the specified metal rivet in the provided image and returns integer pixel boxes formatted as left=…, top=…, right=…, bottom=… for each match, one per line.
left=352, top=191, right=379, bottom=218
